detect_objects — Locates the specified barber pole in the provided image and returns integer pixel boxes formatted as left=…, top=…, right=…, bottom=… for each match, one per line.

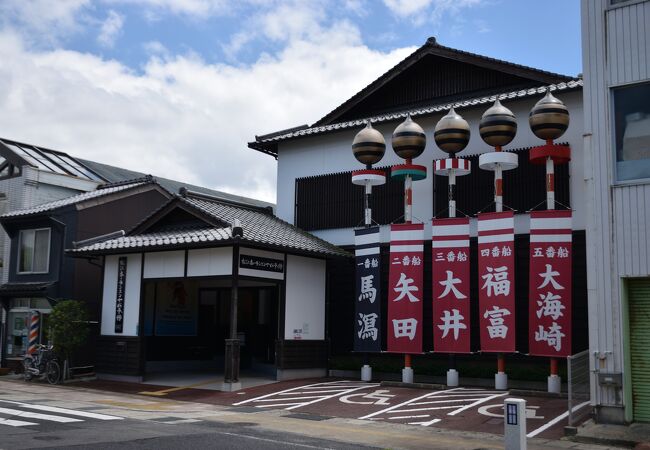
left=529, top=88, right=571, bottom=393
left=28, top=311, right=40, bottom=355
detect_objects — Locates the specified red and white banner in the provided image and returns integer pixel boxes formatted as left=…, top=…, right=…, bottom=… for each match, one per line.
left=529, top=210, right=572, bottom=357
left=387, top=223, right=424, bottom=353
left=432, top=217, right=471, bottom=353
left=478, top=211, right=516, bottom=353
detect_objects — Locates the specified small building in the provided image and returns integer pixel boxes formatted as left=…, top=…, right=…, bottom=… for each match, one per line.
left=69, top=189, right=347, bottom=386
left=581, top=0, right=650, bottom=424
left=0, top=177, right=171, bottom=370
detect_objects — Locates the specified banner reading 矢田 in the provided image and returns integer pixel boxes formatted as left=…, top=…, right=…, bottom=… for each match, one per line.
left=387, top=223, right=423, bottom=354
left=529, top=210, right=572, bottom=357
left=478, top=211, right=515, bottom=353
left=432, top=217, right=471, bottom=353
left=354, top=226, right=382, bottom=352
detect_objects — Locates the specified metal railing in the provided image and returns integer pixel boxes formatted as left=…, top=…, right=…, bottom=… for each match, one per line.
left=567, top=349, right=591, bottom=426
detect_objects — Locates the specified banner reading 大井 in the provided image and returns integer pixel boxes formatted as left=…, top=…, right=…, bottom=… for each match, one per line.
left=478, top=211, right=516, bottom=353
left=432, top=217, right=471, bottom=354
left=354, top=226, right=382, bottom=353
left=387, top=223, right=423, bottom=354
left=529, top=210, right=572, bottom=357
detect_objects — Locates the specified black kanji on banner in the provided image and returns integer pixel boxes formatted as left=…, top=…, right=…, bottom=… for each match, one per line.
left=354, top=226, right=382, bottom=352
left=114, top=256, right=127, bottom=333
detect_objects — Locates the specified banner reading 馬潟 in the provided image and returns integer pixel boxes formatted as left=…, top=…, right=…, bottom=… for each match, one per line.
left=432, top=217, right=471, bottom=353
left=529, top=210, right=572, bottom=357
left=387, top=223, right=423, bottom=353
left=478, top=211, right=516, bottom=353
left=354, top=226, right=382, bottom=353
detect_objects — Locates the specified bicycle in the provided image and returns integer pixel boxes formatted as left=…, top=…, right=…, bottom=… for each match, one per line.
left=23, top=344, right=62, bottom=385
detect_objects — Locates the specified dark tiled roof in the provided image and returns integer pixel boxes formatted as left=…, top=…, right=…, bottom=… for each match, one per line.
left=0, top=282, right=54, bottom=296
left=70, top=194, right=349, bottom=258
left=249, top=79, right=583, bottom=157
left=1, top=180, right=151, bottom=218
left=79, top=158, right=274, bottom=210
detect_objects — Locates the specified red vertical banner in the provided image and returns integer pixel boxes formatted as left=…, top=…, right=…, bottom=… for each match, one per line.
left=529, top=210, right=572, bottom=357
left=432, top=218, right=471, bottom=353
left=478, top=211, right=516, bottom=353
left=387, top=223, right=424, bottom=353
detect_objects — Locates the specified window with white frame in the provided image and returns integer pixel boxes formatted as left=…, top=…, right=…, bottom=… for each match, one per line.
left=18, top=228, right=51, bottom=273
left=613, top=82, right=650, bottom=181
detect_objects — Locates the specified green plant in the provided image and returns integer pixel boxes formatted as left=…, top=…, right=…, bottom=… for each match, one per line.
left=46, top=300, right=89, bottom=379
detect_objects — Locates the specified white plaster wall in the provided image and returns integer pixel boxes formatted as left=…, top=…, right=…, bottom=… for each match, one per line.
left=187, top=247, right=232, bottom=277
left=101, top=254, right=142, bottom=336
left=143, top=250, right=185, bottom=278
left=284, top=255, right=325, bottom=340
left=276, top=92, right=585, bottom=246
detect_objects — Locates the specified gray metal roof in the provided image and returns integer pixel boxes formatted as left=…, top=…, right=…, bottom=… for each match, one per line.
left=249, top=79, right=583, bottom=156
left=1, top=180, right=151, bottom=219
left=70, top=193, right=349, bottom=258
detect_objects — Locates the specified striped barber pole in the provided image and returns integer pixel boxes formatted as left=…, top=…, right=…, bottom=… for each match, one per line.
left=387, top=223, right=424, bottom=354
left=477, top=211, right=516, bottom=353
left=28, top=311, right=40, bottom=355
left=529, top=210, right=573, bottom=357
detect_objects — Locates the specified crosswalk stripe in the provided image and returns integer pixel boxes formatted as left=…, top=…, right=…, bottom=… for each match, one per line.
left=0, top=407, right=83, bottom=423
left=0, top=401, right=123, bottom=420
left=0, top=417, right=38, bottom=427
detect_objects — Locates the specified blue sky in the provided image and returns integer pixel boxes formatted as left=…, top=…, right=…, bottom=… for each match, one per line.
left=0, top=0, right=582, bottom=201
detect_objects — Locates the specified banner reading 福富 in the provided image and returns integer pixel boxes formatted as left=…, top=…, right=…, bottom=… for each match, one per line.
left=529, top=210, right=572, bottom=357
left=387, top=223, right=424, bottom=353
left=354, top=226, right=382, bottom=352
left=478, top=211, right=516, bottom=353
left=432, top=217, right=471, bottom=353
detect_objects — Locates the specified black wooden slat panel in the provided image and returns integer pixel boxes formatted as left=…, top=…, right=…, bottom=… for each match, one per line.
left=296, top=167, right=404, bottom=231
left=95, top=336, right=142, bottom=375
left=433, top=146, right=571, bottom=217
left=276, top=340, right=328, bottom=369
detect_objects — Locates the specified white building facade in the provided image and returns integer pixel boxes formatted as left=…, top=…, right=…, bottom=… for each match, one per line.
left=581, top=0, right=650, bottom=424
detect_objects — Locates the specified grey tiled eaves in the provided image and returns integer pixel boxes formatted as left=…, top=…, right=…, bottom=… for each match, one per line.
left=250, top=79, right=583, bottom=152
left=71, top=195, right=350, bottom=258
left=1, top=181, right=148, bottom=218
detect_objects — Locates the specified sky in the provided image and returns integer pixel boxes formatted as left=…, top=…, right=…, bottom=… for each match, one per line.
left=0, top=0, right=582, bottom=203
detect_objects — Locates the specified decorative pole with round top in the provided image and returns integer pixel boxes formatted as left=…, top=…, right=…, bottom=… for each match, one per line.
left=529, top=88, right=571, bottom=394
left=478, top=98, right=518, bottom=391
left=433, top=107, right=471, bottom=387
left=352, top=121, right=386, bottom=382
left=391, top=113, right=427, bottom=384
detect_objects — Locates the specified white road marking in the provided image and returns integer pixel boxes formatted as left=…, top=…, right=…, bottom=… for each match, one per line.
left=388, top=415, right=430, bottom=420
left=410, top=398, right=485, bottom=406
left=527, top=401, right=590, bottom=438
left=447, top=393, right=508, bottom=416
left=233, top=380, right=379, bottom=411
left=0, top=407, right=83, bottom=423
left=0, top=417, right=38, bottom=427
left=359, top=388, right=460, bottom=420
left=391, top=405, right=459, bottom=413
left=408, top=418, right=441, bottom=426
left=0, top=400, right=123, bottom=420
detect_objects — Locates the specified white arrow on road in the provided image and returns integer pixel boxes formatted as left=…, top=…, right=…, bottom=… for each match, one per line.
left=340, top=389, right=395, bottom=405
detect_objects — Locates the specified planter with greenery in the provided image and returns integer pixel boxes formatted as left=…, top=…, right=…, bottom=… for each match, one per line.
left=46, top=300, right=89, bottom=380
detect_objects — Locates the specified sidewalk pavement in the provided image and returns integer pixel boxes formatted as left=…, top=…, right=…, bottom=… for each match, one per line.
left=573, top=419, right=650, bottom=449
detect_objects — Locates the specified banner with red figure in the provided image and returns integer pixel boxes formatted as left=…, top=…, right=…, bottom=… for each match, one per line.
left=529, top=210, right=572, bottom=357
left=387, top=223, right=424, bottom=354
left=432, top=217, right=471, bottom=353
left=478, top=211, right=516, bottom=353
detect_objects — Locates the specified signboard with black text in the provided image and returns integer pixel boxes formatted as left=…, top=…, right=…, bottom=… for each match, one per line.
left=239, top=248, right=285, bottom=280
left=114, top=256, right=127, bottom=333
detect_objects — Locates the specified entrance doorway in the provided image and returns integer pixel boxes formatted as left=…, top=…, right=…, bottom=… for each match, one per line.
left=142, top=278, right=278, bottom=377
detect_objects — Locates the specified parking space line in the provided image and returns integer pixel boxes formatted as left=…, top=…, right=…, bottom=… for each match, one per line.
left=359, top=388, right=460, bottom=420
left=527, top=401, right=590, bottom=438
left=389, top=415, right=430, bottom=420
left=391, top=405, right=459, bottom=413
left=408, top=418, right=441, bottom=426
left=447, top=393, right=507, bottom=416
left=256, top=396, right=325, bottom=402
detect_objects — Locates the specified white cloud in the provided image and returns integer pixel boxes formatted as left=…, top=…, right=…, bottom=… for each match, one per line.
left=0, top=29, right=412, bottom=202
left=383, top=0, right=434, bottom=18
left=383, top=0, right=485, bottom=25
left=97, top=10, right=125, bottom=48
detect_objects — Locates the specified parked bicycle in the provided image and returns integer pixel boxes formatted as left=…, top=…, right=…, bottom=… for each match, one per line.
left=23, top=344, right=62, bottom=384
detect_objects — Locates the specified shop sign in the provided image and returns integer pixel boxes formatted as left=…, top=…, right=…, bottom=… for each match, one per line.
left=478, top=211, right=515, bottom=353
left=432, top=217, right=471, bottom=353
left=239, top=254, right=284, bottom=273
left=354, top=226, right=382, bottom=352
left=387, top=223, right=424, bottom=353
left=114, top=256, right=127, bottom=333
left=528, top=210, right=572, bottom=357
